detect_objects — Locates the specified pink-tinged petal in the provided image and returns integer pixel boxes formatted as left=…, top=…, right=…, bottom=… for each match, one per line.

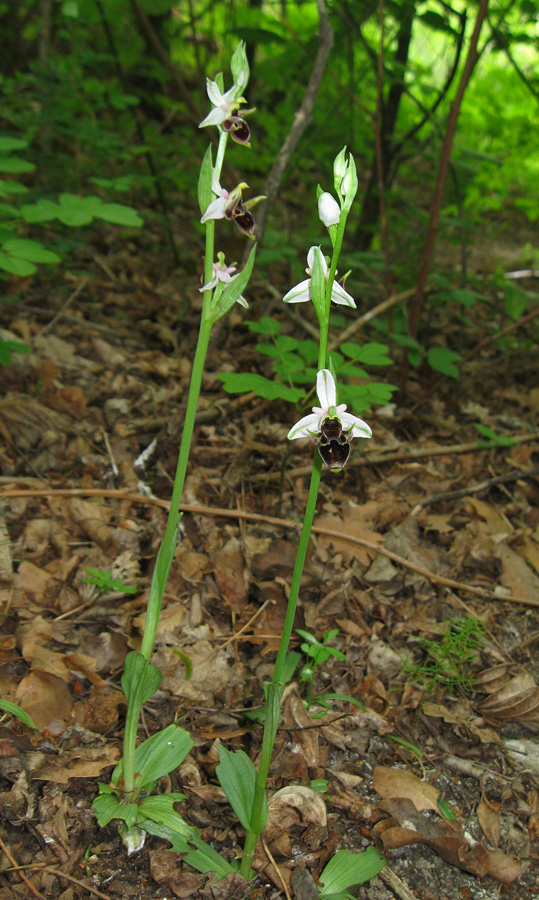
left=282, top=278, right=311, bottom=303
left=287, top=413, right=321, bottom=440
left=211, top=173, right=223, bottom=195
left=200, top=278, right=217, bottom=292
left=331, top=281, right=356, bottom=308
left=341, top=412, right=372, bottom=439
left=199, top=108, right=227, bottom=128
left=201, top=196, right=226, bottom=222
left=316, top=369, right=337, bottom=410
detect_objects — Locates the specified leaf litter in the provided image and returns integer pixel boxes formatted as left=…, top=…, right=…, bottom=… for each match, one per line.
left=0, top=244, right=538, bottom=899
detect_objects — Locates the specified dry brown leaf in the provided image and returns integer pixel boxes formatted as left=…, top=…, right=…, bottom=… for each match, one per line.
left=477, top=791, right=500, bottom=847
left=515, top=535, right=539, bottom=576
left=283, top=688, right=319, bottom=767
left=33, top=745, right=120, bottom=783
left=13, top=562, right=58, bottom=609
left=68, top=497, right=115, bottom=554
left=376, top=798, right=525, bottom=884
left=176, top=549, right=210, bottom=583
left=17, top=617, right=71, bottom=679
left=15, top=670, right=73, bottom=732
left=474, top=664, right=511, bottom=694
left=212, top=547, right=247, bottom=609
left=73, top=689, right=122, bottom=734
left=373, top=766, right=440, bottom=812
left=422, top=700, right=501, bottom=745
left=0, top=516, right=12, bottom=582
left=467, top=497, right=511, bottom=536
left=264, top=786, right=327, bottom=842
left=316, top=514, right=383, bottom=565
left=477, top=671, right=539, bottom=725
left=497, top=543, right=539, bottom=604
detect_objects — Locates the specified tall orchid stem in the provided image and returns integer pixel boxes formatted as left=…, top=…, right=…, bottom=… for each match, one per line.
left=122, top=217, right=217, bottom=796
left=239, top=437, right=324, bottom=880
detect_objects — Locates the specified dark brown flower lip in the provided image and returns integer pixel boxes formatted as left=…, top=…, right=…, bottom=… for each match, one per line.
left=223, top=116, right=251, bottom=145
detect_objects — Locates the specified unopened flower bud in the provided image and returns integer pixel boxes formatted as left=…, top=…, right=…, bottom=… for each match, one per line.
left=318, top=192, right=340, bottom=227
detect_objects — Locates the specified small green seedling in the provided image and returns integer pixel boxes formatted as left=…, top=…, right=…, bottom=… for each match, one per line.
left=297, top=628, right=348, bottom=711
left=83, top=568, right=137, bottom=595
left=404, top=616, right=485, bottom=698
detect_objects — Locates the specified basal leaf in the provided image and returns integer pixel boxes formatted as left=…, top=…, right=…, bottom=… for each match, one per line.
left=216, top=747, right=266, bottom=833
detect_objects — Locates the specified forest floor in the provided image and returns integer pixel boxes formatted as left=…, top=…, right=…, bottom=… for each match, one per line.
left=0, top=222, right=538, bottom=900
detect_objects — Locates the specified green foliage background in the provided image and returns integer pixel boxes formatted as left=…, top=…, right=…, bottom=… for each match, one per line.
left=1, top=0, right=537, bottom=392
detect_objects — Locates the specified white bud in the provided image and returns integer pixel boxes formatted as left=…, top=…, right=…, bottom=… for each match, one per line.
left=318, top=192, right=341, bottom=227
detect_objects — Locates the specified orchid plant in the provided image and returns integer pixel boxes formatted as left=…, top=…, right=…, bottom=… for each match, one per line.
left=93, top=43, right=385, bottom=892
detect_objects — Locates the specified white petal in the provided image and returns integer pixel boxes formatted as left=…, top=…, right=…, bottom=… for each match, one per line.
left=236, top=294, right=249, bottom=309
left=199, top=278, right=216, bottom=292
left=282, top=278, right=311, bottom=303
left=211, top=172, right=223, bottom=195
left=318, top=192, right=341, bottom=227
left=201, top=197, right=226, bottom=222
left=206, top=79, right=225, bottom=107
left=340, top=412, right=372, bottom=439
left=199, top=108, right=226, bottom=128
left=331, top=281, right=356, bottom=308
left=316, top=369, right=337, bottom=410
left=287, top=413, right=321, bottom=440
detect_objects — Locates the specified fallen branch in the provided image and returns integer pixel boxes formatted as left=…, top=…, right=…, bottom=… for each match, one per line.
left=411, top=467, right=539, bottom=514
left=2, top=485, right=537, bottom=606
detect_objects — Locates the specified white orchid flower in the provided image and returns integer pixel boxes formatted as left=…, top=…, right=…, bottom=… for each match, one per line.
left=199, top=80, right=245, bottom=129
left=288, top=369, right=371, bottom=441
left=282, top=247, right=356, bottom=308
left=288, top=370, right=371, bottom=471
left=200, top=252, right=248, bottom=308
left=318, top=192, right=341, bottom=227
left=201, top=174, right=257, bottom=236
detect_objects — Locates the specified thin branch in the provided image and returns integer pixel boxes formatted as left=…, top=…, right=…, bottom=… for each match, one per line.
left=407, top=0, right=490, bottom=339
left=253, top=0, right=334, bottom=244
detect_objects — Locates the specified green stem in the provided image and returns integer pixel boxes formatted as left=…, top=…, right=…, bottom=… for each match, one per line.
left=239, top=452, right=323, bottom=879
left=122, top=212, right=217, bottom=795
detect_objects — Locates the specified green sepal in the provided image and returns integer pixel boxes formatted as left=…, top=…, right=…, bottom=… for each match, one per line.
left=319, top=848, right=386, bottom=898
left=216, top=747, right=267, bottom=834
left=310, top=247, right=327, bottom=328
left=198, top=145, right=213, bottom=216
left=208, top=243, right=256, bottom=323
left=112, top=723, right=193, bottom=791
left=121, top=651, right=163, bottom=708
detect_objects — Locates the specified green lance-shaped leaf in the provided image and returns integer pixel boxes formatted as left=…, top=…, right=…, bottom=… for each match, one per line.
left=319, top=848, right=386, bottom=897
left=141, top=818, right=237, bottom=878
left=92, top=785, right=139, bottom=828
left=216, top=746, right=268, bottom=834
left=112, top=723, right=193, bottom=791
left=0, top=699, right=37, bottom=730
left=121, top=651, right=163, bottom=708
left=208, top=243, right=256, bottom=323
left=138, top=794, right=194, bottom=837
left=198, top=145, right=213, bottom=216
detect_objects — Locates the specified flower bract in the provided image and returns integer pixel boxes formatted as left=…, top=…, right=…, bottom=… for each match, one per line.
left=283, top=247, right=356, bottom=308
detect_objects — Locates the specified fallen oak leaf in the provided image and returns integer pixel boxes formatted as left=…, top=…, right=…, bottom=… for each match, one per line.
left=373, top=765, right=440, bottom=812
